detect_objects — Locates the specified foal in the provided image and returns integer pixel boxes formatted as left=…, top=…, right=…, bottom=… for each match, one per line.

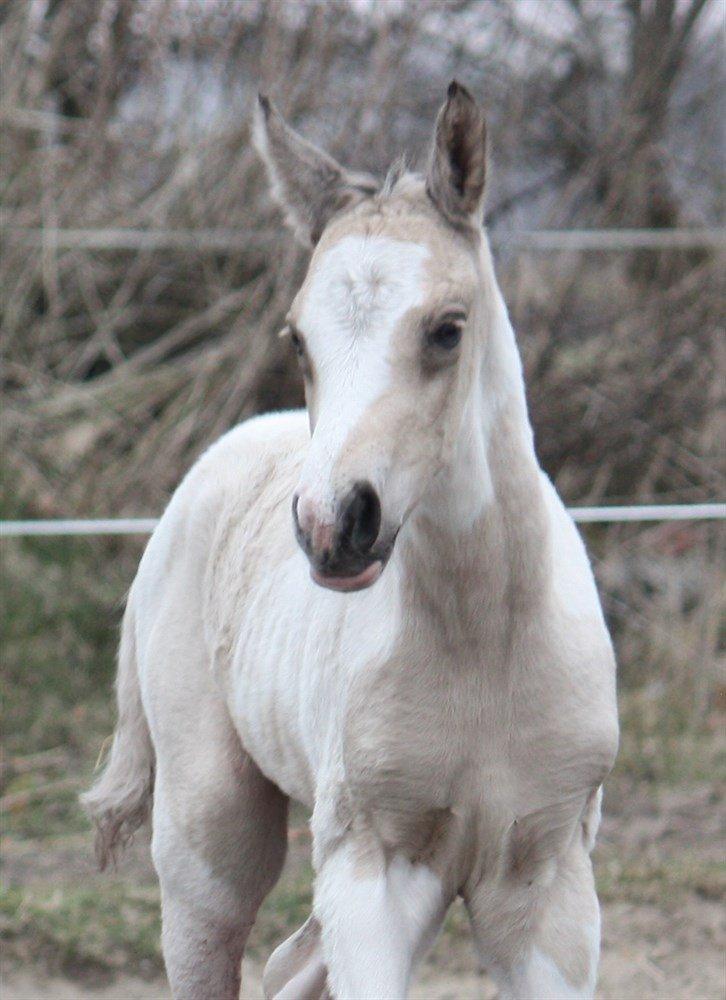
left=84, top=83, right=618, bottom=1000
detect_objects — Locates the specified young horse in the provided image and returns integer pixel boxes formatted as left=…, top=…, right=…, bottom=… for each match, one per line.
left=83, top=83, right=618, bottom=1000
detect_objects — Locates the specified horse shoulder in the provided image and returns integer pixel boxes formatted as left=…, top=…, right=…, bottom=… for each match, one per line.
left=133, top=411, right=309, bottom=673
left=504, top=475, right=619, bottom=799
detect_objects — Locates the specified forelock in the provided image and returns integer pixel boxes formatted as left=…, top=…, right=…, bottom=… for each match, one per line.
left=380, top=156, right=410, bottom=199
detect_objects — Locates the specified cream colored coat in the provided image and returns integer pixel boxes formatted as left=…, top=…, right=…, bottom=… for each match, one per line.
left=84, top=85, right=618, bottom=1000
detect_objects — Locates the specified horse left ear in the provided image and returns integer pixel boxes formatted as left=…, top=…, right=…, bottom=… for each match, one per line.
left=426, top=81, right=488, bottom=226
left=253, top=94, right=378, bottom=246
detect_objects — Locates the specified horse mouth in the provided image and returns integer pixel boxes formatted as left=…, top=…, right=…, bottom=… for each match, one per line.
left=311, top=560, right=383, bottom=593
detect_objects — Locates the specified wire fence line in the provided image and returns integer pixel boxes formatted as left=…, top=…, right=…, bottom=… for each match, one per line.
left=1, top=504, right=724, bottom=538
left=0, top=519, right=161, bottom=538
left=3, top=227, right=725, bottom=253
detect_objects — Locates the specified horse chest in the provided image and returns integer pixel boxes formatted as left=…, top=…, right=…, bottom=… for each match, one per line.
left=228, top=560, right=403, bottom=806
left=340, top=650, right=606, bottom=876
left=343, top=654, right=505, bottom=813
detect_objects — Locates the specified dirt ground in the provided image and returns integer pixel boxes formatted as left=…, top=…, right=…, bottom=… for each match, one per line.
left=2, top=778, right=724, bottom=1000
left=2, top=894, right=724, bottom=1000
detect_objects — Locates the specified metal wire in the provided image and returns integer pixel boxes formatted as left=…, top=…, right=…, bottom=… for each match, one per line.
left=1, top=504, right=724, bottom=538
left=2, top=227, right=725, bottom=252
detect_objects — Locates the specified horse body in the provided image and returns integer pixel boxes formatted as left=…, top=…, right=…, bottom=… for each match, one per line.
left=84, top=84, right=618, bottom=1000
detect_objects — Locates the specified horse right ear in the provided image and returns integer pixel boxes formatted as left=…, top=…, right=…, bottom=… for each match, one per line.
left=253, top=94, right=377, bottom=246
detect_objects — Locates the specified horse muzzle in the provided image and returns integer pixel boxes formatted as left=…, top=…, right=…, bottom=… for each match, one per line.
left=292, top=481, right=394, bottom=592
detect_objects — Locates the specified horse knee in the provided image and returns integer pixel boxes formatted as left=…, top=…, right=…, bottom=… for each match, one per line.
left=473, top=849, right=601, bottom=1000
left=152, top=811, right=249, bottom=942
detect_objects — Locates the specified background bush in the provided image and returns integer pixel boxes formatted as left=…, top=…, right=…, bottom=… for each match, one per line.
left=1, top=2, right=723, bottom=988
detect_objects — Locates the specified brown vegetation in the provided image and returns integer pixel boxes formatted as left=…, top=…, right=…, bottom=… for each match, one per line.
left=1, top=0, right=722, bottom=515
left=0, top=3, right=723, bottom=992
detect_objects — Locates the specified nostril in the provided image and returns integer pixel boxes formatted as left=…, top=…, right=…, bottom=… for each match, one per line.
left=346, top=481, right=381, bottom=554
left=292, top=493, right=300, bottom=525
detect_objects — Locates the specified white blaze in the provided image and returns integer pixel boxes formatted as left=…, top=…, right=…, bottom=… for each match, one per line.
left=295, top=235, right=429, bottom=524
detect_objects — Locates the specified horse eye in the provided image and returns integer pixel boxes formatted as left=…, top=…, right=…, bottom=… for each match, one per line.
left=430, top=321, right=462, bottom=350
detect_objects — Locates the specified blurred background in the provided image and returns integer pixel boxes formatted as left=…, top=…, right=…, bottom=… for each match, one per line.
left=1, top=1, right=723, bottom=998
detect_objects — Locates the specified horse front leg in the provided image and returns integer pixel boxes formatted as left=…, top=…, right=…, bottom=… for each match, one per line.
left=313, top=836, right=448, bottom=1000
left=153, top=753, right=289, bottom=1000
left=467, top=839, right=602, bottom=1000
left=149, top=688, right=289, bottom=1000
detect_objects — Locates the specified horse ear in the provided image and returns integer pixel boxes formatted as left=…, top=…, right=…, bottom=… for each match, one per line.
left=426, top=81, right=488, bottom=226
left=253, top=94, right=377, bottom=246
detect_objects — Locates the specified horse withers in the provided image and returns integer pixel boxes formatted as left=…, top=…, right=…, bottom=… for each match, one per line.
left=83, top=83, right=618, bottom=1000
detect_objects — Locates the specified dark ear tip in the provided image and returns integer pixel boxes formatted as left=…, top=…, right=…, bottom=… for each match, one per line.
left=257, top=92, right=272, bottom=118
left=446, top=79, right=474, bottom=103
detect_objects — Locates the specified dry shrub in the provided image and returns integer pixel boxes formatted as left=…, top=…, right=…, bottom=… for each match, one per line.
left=1, top=0, right=723, bottom=698
left=594, top=521, right=724, bottom=777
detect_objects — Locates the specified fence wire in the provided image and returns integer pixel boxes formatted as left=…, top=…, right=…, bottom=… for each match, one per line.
left=2, top=227, right=725, bottom=252
left=1, top=504, right=724, bottom=538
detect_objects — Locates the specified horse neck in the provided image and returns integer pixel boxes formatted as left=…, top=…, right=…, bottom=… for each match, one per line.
left=399, top=245, right=550, bottom=641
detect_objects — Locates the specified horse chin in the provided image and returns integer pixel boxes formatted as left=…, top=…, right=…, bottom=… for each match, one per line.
left=311, top=560, right=383, bottom=593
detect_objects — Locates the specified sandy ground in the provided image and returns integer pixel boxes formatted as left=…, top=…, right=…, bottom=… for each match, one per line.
left=3, top=920, right=726, bottom=1000
left=2, top=782, right=724, bottom=999
left=3, top=894, right=724, bottom=1000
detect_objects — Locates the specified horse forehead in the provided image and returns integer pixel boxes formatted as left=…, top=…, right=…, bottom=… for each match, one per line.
left=297, top=234, right=431, bottom=339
